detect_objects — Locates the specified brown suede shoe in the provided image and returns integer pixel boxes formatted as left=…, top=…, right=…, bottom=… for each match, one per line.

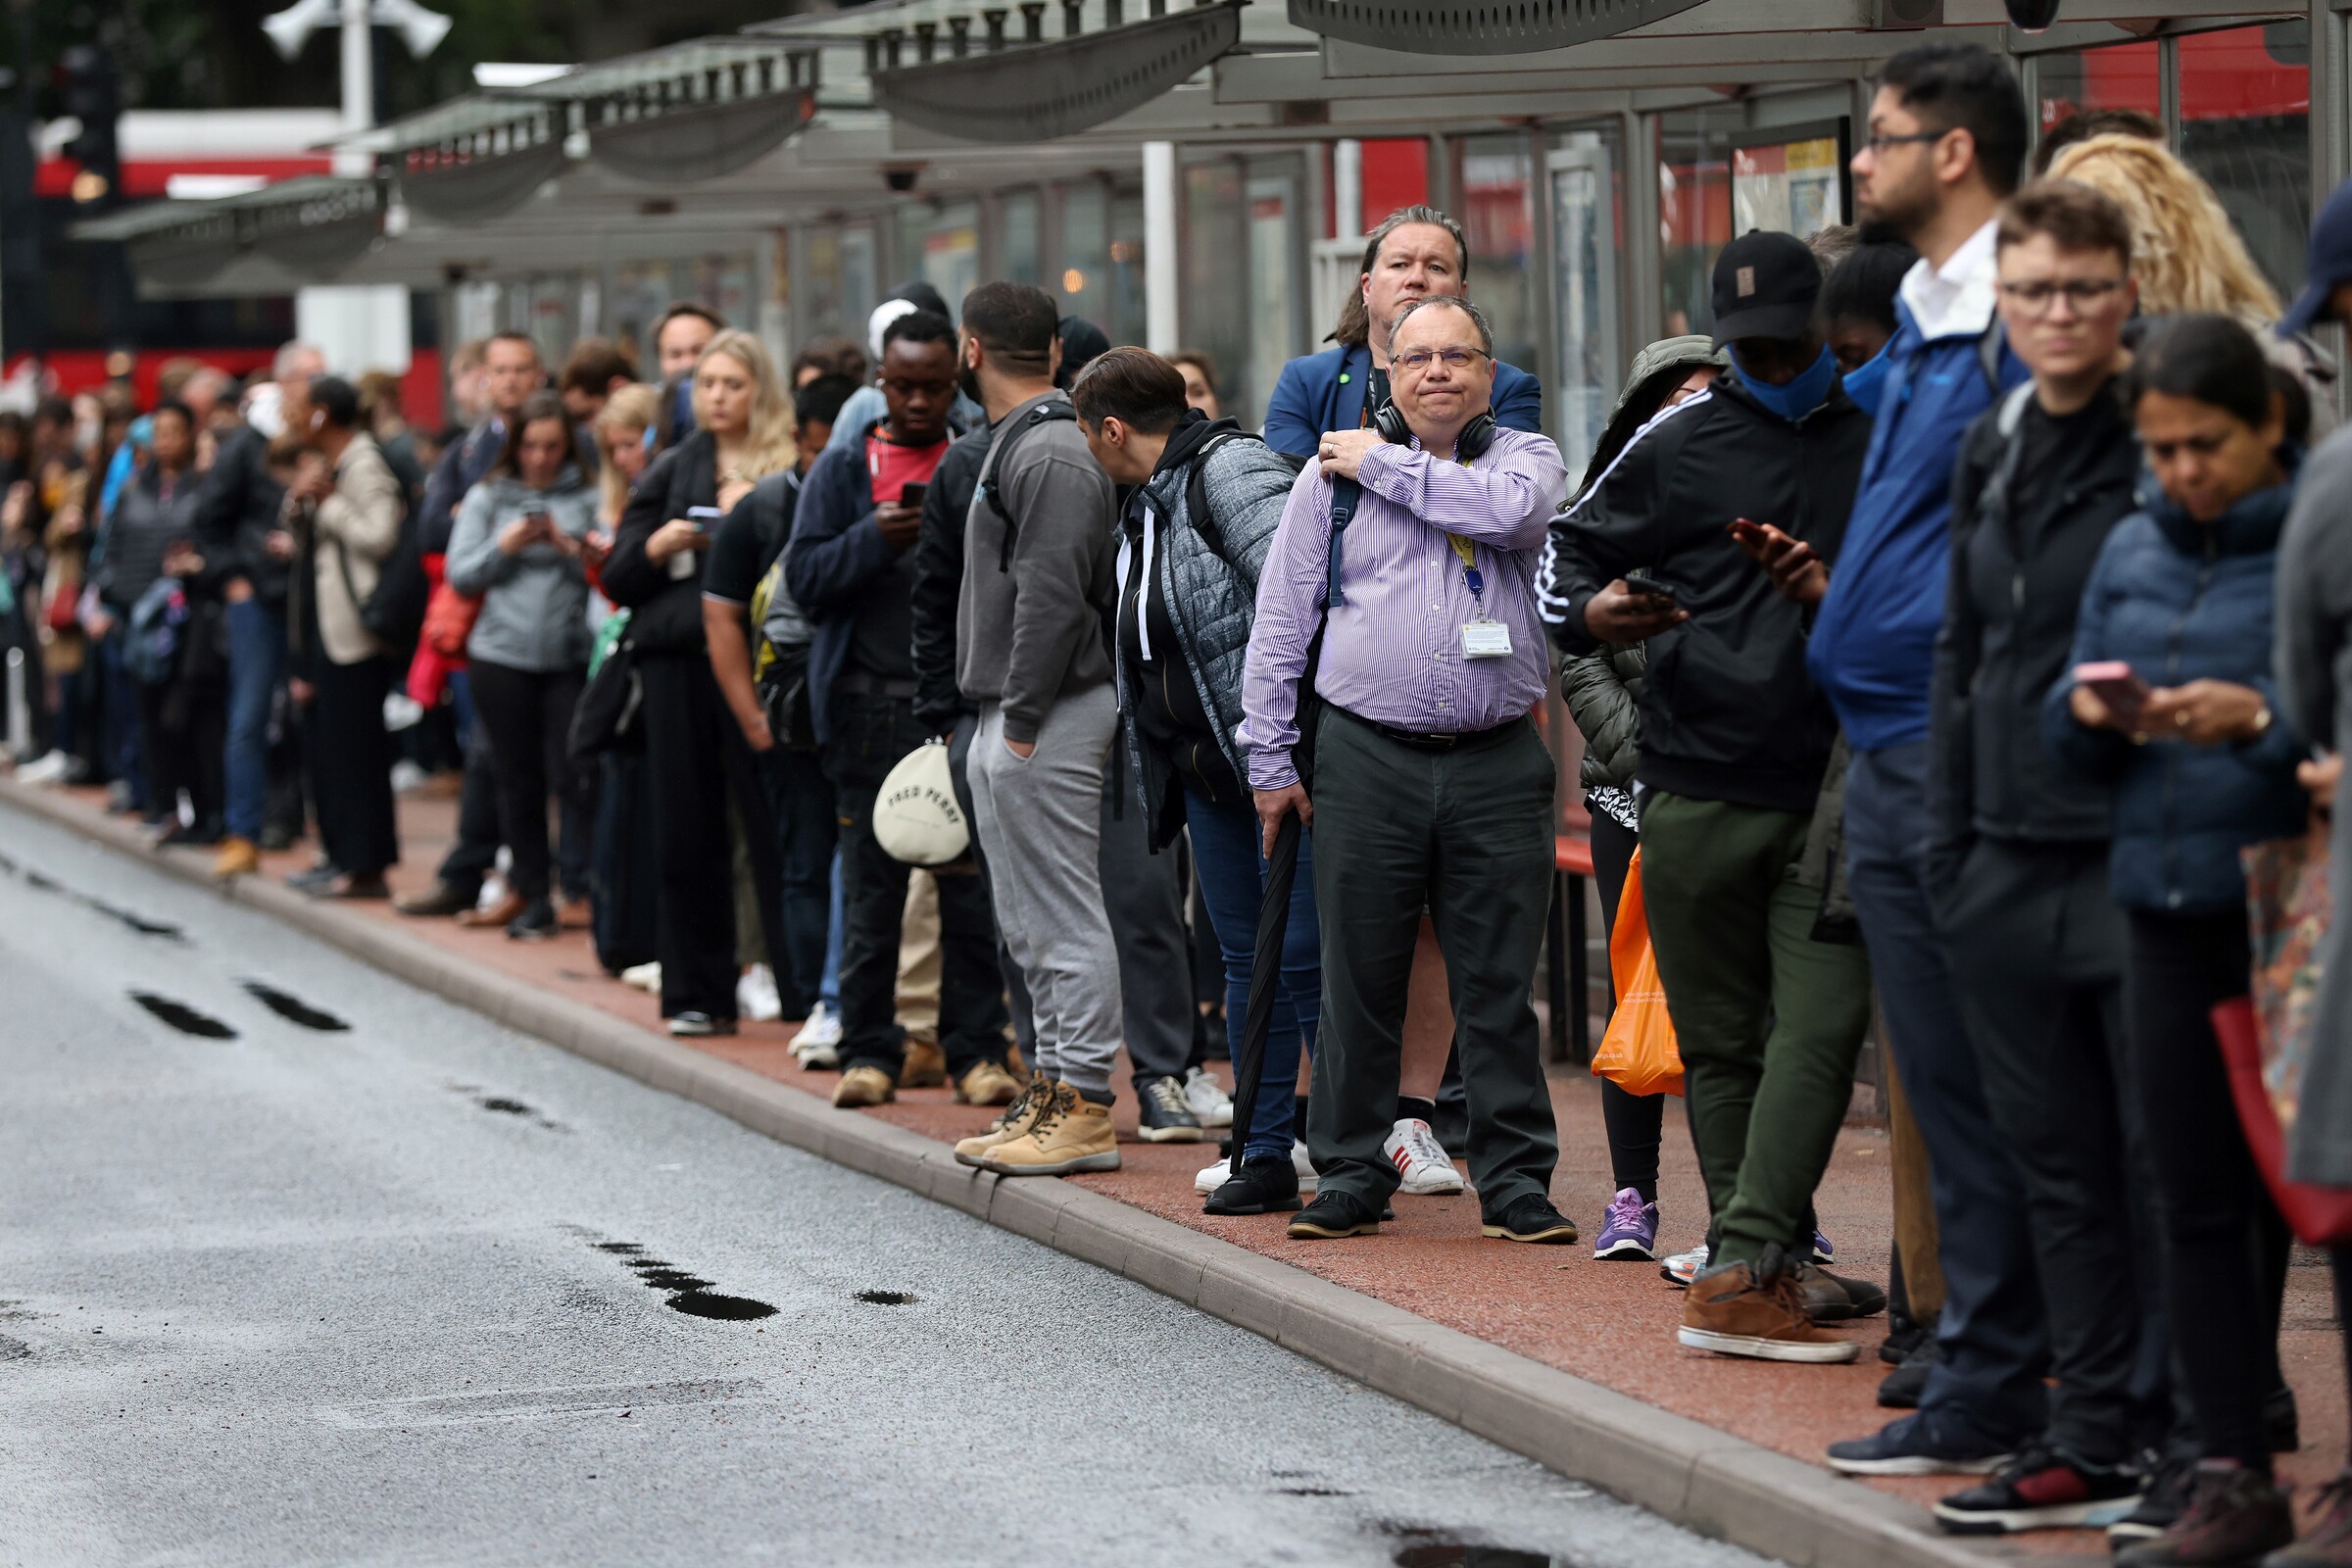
left=2266, top=1468, right=2352, bottom=1565
left=1680, top=1250, right=1862, bottom=1363
left=900, top=1038, right=948, bottom=1089
left=457, top=893, right=529, bottom=929
left=2120, top=1463, right=2291, bottom=1566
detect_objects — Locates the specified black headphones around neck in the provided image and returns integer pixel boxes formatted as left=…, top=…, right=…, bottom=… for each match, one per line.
left=1371, top=395, right=1497, bottom=461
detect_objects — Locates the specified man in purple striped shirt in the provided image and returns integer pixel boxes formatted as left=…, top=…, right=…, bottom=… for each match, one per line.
left=1239, top=296, right=1576, bottom=1245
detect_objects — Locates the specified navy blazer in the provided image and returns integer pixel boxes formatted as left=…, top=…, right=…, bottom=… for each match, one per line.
left=1260, top=341, right=1544, bottom=459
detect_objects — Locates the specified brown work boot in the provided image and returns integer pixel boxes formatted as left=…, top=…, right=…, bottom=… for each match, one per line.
left=974, top=1083, right=1120, bottom=1176
left=1004, top=1041, right=1030, bottom=1086
left=1679, top=1247, right=1862, bottom=1363
left=955, top=1059, right=1021, bottom=1107
left=954, top=1076, right=1051, bottom=1165
left=900, top=1038, right=948, bottom=1089
left=2121, top=1464, right=2292, bottom=1566
left=832, top=1065, right=897, bottom=1108
left=457, top=892, right=528, bottom=928
left=212, top=835, right=260, bottom=878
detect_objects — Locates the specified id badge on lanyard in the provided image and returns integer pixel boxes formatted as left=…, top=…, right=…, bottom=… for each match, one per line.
left=1454, top=533, right=1511, bottom=660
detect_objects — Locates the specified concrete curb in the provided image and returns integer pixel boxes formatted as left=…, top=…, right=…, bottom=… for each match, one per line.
left=0, top=779, right=2026, bottom=1568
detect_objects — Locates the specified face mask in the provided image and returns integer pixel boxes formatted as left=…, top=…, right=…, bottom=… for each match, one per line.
left=1732, top=344, right=1838, bottom=422
left=1840, top=344, right=1892, bottom=416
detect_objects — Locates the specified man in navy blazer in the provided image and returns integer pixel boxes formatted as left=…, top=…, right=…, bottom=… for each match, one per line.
left=1262, top=204, right=1544, bottom=458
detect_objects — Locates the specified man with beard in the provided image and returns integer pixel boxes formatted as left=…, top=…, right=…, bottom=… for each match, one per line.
left=1751, top=41, right=2049, bottom=1479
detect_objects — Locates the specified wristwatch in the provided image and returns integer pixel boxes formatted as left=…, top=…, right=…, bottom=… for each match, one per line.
left=2248, top=704, right=2275, bottom=740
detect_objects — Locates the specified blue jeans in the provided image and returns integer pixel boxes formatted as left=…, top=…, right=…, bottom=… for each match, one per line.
left=821, top=849, right=843, bottom=1008
left=223, top=598, right=285, bottom=841
left=95, top=628, right=145, bottom=808
left=756, top=743, right=839, bottom=1018
left=1845, top=740, right=2050, bottom=1442
left=1186, top=786, right=1320, bottom=1161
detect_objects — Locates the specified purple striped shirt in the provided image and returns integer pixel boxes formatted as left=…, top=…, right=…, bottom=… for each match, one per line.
left=1240, top=427, right=1568, bottom=790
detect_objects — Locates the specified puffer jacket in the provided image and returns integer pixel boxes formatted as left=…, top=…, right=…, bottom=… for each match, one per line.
left=443, top=466, right=600, bottom=672
left=2043, top=469, right=2309, bottom=913
left=1113, top=414, right=1299, bottom=848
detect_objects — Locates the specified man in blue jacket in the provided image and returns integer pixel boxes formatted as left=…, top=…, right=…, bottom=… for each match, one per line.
left=1261, top=205, right=1542, bottom=458
left=1754, top=43, right=2050, bottom=1478
left=784, top=309, right=1011, bottom=1112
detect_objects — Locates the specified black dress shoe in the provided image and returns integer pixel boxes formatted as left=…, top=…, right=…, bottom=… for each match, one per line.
left=1288, top=1189, right=1383, bottom=1240
left=1878, top=1335, right=1939, bottom=1408
left=394, top=880, right=477, bottom=917
left=1204, top=1154, right=1302, bottom=1216
left=285, top=862, right=343, bottom=893
left=1480, top=1193, right=1580, bottom=1244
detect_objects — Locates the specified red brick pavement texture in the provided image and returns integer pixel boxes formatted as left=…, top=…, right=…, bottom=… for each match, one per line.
left=44, top=777, right=2349, bottom=1556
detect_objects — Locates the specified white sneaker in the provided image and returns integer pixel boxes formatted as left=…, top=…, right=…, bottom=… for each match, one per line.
left=1661, top=1243, right=1710, bottom=1288
left=388, top=759, right=429, bottom=794
left=1385, top=1118, right=1467, bottom=1196
left=619, top=960, right=662, bottom=994
left=792, top=1001, right=843, bottom=1068
left=15, top=750, right=69, bottom=785
left=1183, top=1065, right=1234, bottom=1128
left=735, top=962, right=782, bottom=1023
left=1195, top=1140, right=1317, bottom=1196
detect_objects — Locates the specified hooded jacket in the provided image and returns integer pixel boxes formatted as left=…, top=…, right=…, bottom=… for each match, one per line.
left=2043, top=471, right=2309, bottom=913
left=1262, top=342, right=1544, bottom=459
left=1556, top=335, right=1725, bottom=796
left=443, top=464, right=600, bottom=673
left=1112, top=413, right=1301, bottom=847
left=1541, top=371, right=1870, bottom=814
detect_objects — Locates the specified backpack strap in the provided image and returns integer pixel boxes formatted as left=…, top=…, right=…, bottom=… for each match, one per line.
left=1181, top=428, right=1261, bottom=568
left=984, top=401, right=1079, bottom=572
left=1977, top=317, right=2009, bottom=397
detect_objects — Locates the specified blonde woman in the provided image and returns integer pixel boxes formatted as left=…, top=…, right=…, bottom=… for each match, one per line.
left=602, top=327, right=798, bottom=1036
left=591, top=381, right=661, bottom=532
left=2046, top=134, right=2282, bottom=327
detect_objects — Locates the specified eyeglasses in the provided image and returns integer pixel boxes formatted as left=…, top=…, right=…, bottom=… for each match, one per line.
left=1998, top=277, right=2129, bottom=315
left=1393, top=347, right=1492, bottom=374
left=1862, top=129, right=1946, bottom=156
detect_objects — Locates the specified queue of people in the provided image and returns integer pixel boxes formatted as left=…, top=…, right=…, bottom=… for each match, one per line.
left=9, top=35, right=2352, bottom=1563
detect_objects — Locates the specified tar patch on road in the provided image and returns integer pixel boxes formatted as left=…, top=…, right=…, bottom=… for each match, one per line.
left=318, top=1377, right=766, bottom=1429
left=854, top=1289, right=917, bottom=1306
left=1384, top=1523, right=1554, bottom=1567
left=451, top=1086, right=564, bottom=1131
left=586, top=1237, right=777, bottom=1321
left=0, top=857, right=188, bottom=941
left=240, top=980, right=348, bottom=1031
left=129, top=992, right=237, bottom=1039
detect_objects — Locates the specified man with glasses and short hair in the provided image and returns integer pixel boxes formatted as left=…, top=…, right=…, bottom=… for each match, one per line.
left=1242, top=295, right=1574, bottom=1247
left=1926, top=180, right=2170, bottom=1538
left=1756, top=40, right=2052, bottom=1480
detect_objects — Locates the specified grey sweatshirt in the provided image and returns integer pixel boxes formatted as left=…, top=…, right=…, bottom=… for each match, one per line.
left=956, top=390, right=1118, bottom=745
left=444, top=466, right=600, bottom=673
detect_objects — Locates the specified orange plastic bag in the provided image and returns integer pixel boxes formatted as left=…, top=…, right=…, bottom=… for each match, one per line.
left=1590, top=846, right=1685, bottom=1098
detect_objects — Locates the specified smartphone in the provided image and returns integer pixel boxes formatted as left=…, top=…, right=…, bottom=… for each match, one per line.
left=687, top=505, right=725, bottom=534
left=1622, top=573, right=1677, bottom=604
left=2074, top=661, right=2151, bottom=727
left=522, top=509, right=554, bottom=532
left=899, top=481, right=927, bottom=512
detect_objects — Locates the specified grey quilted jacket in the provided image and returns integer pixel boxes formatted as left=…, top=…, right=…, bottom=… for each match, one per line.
left=1114, top=419, right=1299, bottom=847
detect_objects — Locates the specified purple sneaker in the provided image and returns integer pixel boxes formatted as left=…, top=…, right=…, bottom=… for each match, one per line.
left=1593, top=1187, right=1659, bottom=1260
left=1813, top=1228, right=1836, bottom=1264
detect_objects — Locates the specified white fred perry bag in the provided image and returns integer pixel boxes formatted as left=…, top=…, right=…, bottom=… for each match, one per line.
left=873, top=740, right=970, bottom=866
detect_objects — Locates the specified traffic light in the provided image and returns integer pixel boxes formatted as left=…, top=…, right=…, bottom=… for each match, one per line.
left=56, top=45, right=119, bottom=206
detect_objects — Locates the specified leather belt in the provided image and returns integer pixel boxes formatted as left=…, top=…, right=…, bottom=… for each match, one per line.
left=1335, top=706, right=1523, bottom=753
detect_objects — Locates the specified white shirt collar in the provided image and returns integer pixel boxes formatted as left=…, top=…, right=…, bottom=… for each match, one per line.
left=1898, top=218, right=2001, bottom=341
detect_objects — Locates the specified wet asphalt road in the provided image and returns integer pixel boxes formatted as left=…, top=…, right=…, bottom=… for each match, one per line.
left=0, top=806, right=1773, bottom=1568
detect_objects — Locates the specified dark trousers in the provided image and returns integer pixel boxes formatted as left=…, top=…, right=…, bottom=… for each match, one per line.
left=1945, top=837, right=2165, bottom=1465
left=2127, top=905, right=2291, bottom=1468
left=466, top=659, right=591, bottom=906
left=1640, top=791, right=1873, bottom=1267
left=1101, top=770, right=1194, bottom=1085
left=1307, top=708, right=1560, bottom=1213
left=1845, top=741, right=2049, bottom=1441
left=308, top=654, right=398, bottom=878
left=134, top=676, right=225, bottom=832
left=758, top=743, right=836, bottom=1018
left=822, top=690, right=1005, bottom=1078
left=435, top=672, right=504, bottom=897
left=1590, top=808, right=1669, bottom=1203
left=637, top=651, right=790, bottom=1022
left=1189, top=784, right=1319, bottom=1160
left=223, top=598, right=285, bottom=840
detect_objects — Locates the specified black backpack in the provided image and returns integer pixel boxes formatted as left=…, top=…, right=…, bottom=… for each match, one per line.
left=982, top=401, right=1079, bottom=571
left=333, top=487, right=427, bottom=653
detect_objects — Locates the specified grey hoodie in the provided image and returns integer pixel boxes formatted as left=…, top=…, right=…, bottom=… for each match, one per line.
left=444, top=466, right=600, bottom=673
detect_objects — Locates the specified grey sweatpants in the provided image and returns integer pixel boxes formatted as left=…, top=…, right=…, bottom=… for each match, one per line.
left=1099, top=769, right=1194, bottom=1085
left=968, top=684, right=1124, bottom=1096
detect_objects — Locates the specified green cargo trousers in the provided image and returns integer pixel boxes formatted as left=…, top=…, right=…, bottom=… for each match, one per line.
left=1637, top=791, right=1873, bottom=1269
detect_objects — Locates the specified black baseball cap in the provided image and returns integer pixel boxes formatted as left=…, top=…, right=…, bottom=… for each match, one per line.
left=2282, top=175, right=2352, bottom=335
left=1710, top=229, right=1822, bottom=348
